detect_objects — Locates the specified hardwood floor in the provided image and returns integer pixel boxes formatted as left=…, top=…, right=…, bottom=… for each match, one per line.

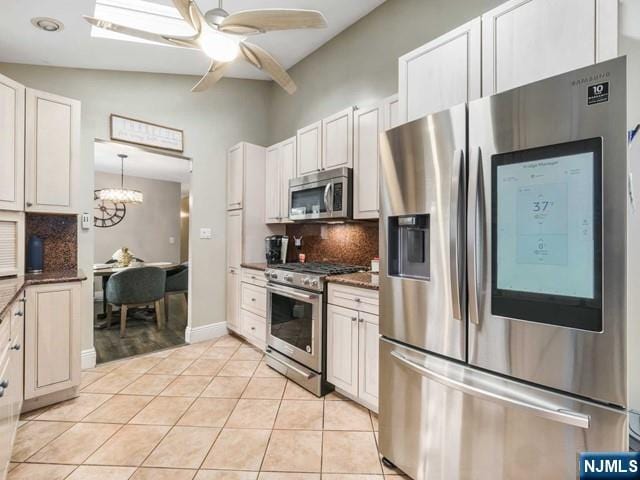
left=94, top=295, right=186, bottom=364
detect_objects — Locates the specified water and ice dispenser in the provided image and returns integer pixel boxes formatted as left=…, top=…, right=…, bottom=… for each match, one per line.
left=388, top=214, right=430, bottom=280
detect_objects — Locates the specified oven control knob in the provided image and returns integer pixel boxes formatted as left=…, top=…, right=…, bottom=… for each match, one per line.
left=303, top=277, right=311, bottom=285
left=284, top=274, right=293, bottom=282
left=263, top=271, right=270, bottom=278
left=270, top=272, right=278, bottom=280
left=311, top=279, right=319, bottom=287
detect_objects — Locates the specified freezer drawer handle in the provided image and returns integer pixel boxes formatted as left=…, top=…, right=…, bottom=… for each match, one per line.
left=390, top=351, right=591, bottom=429
left=265, top=349, right=314, bottom=379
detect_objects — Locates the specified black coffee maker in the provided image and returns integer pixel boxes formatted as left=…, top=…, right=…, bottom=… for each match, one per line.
left=265, top=235, right=289, bottom=264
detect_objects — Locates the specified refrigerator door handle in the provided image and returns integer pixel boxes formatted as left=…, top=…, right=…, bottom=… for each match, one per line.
left=449, top=149, right=464, bottom=321
left=467, top=147, right=484, bottom=325
left=390, top=350, right=591, bottom=429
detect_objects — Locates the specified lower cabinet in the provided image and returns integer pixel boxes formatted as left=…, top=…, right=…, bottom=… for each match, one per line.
left=24, top=282, right=81, bottom=400
left=227, top=268, right=241, bottom=333
left=238, top=268, right=267, bottom=350
left=0, top=295, right=24, bottom=478
left=326, top=302, right=379, bottom=412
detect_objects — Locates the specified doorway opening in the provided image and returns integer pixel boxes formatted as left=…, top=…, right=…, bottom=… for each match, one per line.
left=92, top=139, right=192, bottom=364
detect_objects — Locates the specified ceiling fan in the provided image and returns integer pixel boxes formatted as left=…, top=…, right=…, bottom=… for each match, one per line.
left=84, top=0, right=328, bottom=94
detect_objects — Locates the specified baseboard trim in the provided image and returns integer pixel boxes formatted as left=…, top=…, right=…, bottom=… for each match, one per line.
left=81, top=348, right=97, bottom=370
left=185, top=321, right=228, bottom=344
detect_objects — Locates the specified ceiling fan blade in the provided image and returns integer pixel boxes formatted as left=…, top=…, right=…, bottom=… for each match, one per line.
left=220, top=9, right=327, bottom=35
left=240, top=42, right=297, bottom=95
left=172, top=0, right=198, bottom=30
left=191, top=61, right=230, bottom=92
left=84, top=16, right=197, bottom=48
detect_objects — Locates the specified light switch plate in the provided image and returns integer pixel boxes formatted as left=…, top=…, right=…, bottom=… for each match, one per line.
left=81, top=213, right=91, bottom=230
left=199, top=228, right=212, bottom=239
left=169, top=236, right=176, bottom=244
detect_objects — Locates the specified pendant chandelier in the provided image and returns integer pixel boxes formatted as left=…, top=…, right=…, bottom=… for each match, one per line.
left=98, top=154, right=143, bottom=204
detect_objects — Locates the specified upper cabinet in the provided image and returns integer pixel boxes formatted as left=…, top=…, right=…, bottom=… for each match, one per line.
left=296, top=120, right=322, bottom=176
left=227, top=143, right=245, bottom=210
left=482, top=0, right=618, bottom=95
left=322, top=107, right=353, bottom=170
left=0, top=74, right=25, bottom=212
left=265, top=137, right=296, bottom=224
left=399, top=17, right=481, bottom=123
left=25, top=89, right=80, bottom=214
left=383, top=94, right=400, bottom=130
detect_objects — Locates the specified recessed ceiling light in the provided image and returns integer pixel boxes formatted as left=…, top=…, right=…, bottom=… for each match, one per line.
left=31, top=17, right=64, bottom=32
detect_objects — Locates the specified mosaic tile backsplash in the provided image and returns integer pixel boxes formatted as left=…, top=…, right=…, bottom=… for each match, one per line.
left=285, top=222, right=378, bottom=267
left=25, top=214, right=78, bottom=272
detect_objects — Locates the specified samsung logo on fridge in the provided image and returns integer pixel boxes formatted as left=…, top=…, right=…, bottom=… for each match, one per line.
left=580, top=453, right=640, bottom=479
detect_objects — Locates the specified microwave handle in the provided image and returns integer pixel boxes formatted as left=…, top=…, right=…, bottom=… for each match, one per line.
left=324, top=182, right=333, bottom=214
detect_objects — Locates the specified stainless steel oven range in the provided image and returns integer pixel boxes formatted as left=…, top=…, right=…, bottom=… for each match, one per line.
left=264, top=262, right=362, bottom=396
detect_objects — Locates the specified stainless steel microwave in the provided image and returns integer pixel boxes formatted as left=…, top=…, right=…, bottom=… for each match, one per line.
left=289, top=167, right=353, bottom=221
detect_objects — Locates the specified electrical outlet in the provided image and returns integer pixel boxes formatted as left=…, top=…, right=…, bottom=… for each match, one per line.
left=199, top=228, right=212, bottom=239
left=169, top=237, right=176, bottom=244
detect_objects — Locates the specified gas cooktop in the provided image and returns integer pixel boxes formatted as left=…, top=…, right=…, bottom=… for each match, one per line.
left=265, top=262, right=365, bottom=291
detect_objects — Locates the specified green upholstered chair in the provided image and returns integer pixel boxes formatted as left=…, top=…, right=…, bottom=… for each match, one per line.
left=106, top=266, right=166, bottom=337
left=164, top=264, right=188, bottom=319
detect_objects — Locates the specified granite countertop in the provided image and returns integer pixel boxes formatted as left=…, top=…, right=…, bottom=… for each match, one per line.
left=0, top=269, right=86, bottom=319
left=241, top=263, right=269, bottom=271
left=326, top=272, right=379, bottom=290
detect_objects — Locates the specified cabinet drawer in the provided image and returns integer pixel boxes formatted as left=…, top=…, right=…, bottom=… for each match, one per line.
left=328, top=284, right=379, bottom=315
left=241, top=309, right=266, bottom=346
left=242, top=269, right=267, bottom=288
left=241, top=283, right=267, bottom=316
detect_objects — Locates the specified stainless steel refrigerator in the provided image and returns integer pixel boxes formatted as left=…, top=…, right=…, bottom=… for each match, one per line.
left=379, top=57, right=632, bottom=479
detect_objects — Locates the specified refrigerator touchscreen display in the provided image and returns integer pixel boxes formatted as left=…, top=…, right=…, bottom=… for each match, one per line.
left=491, top=138, right=602, bottom=331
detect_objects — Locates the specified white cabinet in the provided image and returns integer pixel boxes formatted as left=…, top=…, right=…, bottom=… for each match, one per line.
left=227, top=268, right=241, bottom=333
left=227, top=143, right=244, bottom=210
left=399, top=17, right=481, bottom=123
left=265, top=145, right=281, bottom=223
left=0, top=211, right=25, bottom=278
left=354, top=102, right=383, bottom=219
left=383, top=94, right=400, bottom=130
left=239, top=268, right=267, bottom=349
left=265, top=136, right=296, bottom=223
left=226, top=210, right=243, bottom=269
left=323, top=107, right=353, bottom=170
left=0, top=74, right=24, bottom=211
left=297, top=120, right=322, bottom=176
left=25, top=88, right=80, bottom=214
left=24, top=282, right=81, bottom=400
left=327, top=284, right=380, bottom=411
left=326, top=304, right=359, bottom=397
left=482, top=0, right=618, bottom=95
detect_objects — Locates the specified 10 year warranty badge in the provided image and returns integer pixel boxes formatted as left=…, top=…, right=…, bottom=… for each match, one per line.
left=580, top=453, right=640, bottom=479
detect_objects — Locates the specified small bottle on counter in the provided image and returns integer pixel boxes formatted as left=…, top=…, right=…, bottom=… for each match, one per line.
left=371, top=257, right=380, bottom=273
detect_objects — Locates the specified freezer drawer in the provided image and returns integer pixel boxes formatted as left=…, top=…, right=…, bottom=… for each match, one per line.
left=379, top=338, right=627, bottom=480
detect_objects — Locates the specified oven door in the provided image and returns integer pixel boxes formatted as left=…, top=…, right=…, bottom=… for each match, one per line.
left=267, top=283, right=323, bottom=372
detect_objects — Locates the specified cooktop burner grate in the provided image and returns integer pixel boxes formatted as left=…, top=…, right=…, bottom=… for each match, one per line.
left=275, top=262, right=364, bottom=276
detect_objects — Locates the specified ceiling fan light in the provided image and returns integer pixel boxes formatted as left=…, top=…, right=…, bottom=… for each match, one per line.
left=98, top=188, right=144, bottom=204
left=200, top=29, right=240, bottom=62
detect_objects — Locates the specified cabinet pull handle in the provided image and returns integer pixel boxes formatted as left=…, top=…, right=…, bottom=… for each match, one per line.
left=354, top=298, right=361, bottom=302
left=251, top=298, right=256, bottom=302
left=11, top=343, right=21, bottom=351
left=0, top=380, right=8, bottom=389
left=26, top=202, right=33, bottom=207
left=14, top=311, right=23, bottom=317
left=358, top=318, right=364, bottom=323
left=351, top=317, right=357, bottom=322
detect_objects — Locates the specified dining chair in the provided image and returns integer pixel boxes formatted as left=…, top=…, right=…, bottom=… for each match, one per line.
left=105, top=266, right=166, bottom=337
left=165, top=264, right=189, bottom=319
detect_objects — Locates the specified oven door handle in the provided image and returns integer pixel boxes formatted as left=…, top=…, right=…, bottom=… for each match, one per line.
left=266, top=349, right=314, bottom=379
left=268, top=285, right=318, bottom=301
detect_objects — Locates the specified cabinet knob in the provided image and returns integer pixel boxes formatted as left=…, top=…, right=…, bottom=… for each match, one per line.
left=354, top=298, right=361, bottom=302
left=14, top=311, right=23, bottom=317
left=351, top=317, right=357, bottom=322
left=11, top=343, right=21, bottom=351
left=0, top=379, right=8, bottom=389
left=251, top=298, right=256, bottom=302
left=26, top=202, right=33, bottom=207
left=358, top=318, right=364, bottom=323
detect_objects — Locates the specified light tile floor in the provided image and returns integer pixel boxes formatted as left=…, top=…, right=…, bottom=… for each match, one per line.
left=9, top=335, right=407, bottom=480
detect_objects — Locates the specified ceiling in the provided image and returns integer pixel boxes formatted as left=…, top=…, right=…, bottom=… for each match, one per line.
left=0, top=0, right=386, bottom=80
left=94, top=141, right=192, bottom=193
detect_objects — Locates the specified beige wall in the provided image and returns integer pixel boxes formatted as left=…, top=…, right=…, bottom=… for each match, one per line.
left=268, top=0, right=503, bottom=144
left=180, top=195, right=190, bottom=263
left=94, top=172, right=181, bottom=264
left=0, top=63, right=271, bottom=355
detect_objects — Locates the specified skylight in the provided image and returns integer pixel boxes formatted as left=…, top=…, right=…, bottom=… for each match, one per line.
left=91, top=0, right=196, bottom=46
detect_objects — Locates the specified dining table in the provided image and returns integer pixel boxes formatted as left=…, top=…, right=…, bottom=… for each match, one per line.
left=94, top=262, right=180, bottom=319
